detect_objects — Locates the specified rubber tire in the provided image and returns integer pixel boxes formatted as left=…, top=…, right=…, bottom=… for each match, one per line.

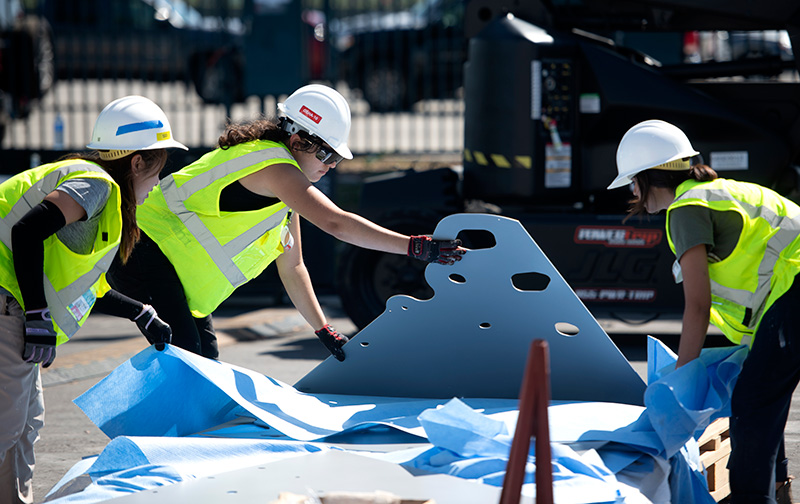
left=336, top=211, right=440, bottom=330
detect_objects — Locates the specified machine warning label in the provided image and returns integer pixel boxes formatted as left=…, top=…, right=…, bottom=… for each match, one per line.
left=545, top=143, right=572, bottom=188
left=710, top=151, right=749, bottom=171
left=575, top=288, right=657, bottom=302
left=574, top=226, right=662, bottom=248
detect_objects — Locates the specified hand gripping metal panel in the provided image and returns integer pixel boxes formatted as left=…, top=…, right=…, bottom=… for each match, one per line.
left=296, top=214, right=646, bottom=405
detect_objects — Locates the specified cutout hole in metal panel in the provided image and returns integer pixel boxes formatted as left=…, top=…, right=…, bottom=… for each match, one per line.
left=456, top=229, right=496, bottom=249
left=479, top=322, right=491, bottom=329
left=511, top=272, right=550, bottom=291
left=555, top=322, right=580, bottom=337
left=449, top=273, right=466, bottom=284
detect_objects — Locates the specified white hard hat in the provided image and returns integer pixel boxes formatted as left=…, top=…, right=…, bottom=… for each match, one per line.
left=278, top=84, right=353, bottom=160
left=87, top=95, right=187, bottom=160
left=609, top=119, right=700, bottom=189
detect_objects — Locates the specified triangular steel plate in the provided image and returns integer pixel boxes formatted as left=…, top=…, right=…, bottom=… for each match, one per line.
left=296, top=214, right=645, bottom=405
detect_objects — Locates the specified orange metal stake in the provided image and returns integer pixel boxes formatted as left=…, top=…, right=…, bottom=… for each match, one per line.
left=499, top=339, right=554, bottom=504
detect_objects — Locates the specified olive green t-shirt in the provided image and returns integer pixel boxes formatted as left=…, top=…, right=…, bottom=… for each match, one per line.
left=668, top=206, right=743, bottom=263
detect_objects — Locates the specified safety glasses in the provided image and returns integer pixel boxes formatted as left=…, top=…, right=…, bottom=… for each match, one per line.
left=315, top=144, right=344, bottom=166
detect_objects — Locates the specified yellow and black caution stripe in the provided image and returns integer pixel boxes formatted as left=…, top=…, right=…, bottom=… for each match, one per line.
left=464, top=149, right=532, bottom=169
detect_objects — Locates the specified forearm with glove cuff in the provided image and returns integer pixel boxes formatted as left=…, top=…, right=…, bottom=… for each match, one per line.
left=12, top=200, right=67, bottom=367
left=94, top=290, right=172, bottom=350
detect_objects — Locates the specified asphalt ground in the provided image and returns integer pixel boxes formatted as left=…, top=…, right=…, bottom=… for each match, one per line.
left=29, top=297, right=800, bottom=503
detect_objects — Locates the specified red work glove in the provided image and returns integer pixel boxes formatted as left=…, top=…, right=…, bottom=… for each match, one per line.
left=315, top=324, right=349, bottom=362
left=408, top=235, right=465, bottom=265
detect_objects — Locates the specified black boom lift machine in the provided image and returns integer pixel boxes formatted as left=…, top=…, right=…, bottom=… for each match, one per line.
left=336, top=0, right=800, bottom=330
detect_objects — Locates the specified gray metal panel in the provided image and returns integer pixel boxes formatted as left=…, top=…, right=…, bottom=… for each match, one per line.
left=104, top=451, right=511, bottom=504
left=297, top=214, right=646, bottom=405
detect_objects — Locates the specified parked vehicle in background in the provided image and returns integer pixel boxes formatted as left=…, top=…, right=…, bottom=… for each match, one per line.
left=332, top=0, right=466, bottom=111
left=38, top=0, right=246, bottom=101
left=0, top=0, right=53, bottom=142
left=730, top=29, right=793, bottom=61
left=35, top=0, right=324, bottom=107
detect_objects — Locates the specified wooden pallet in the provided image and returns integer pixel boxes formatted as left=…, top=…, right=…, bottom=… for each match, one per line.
left=697, top=417, right=731, bottom=502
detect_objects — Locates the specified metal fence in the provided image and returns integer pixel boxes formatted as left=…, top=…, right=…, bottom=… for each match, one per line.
left=0, top=0, right=467, bottom=157
left=3, top=0, right=792, bottom=160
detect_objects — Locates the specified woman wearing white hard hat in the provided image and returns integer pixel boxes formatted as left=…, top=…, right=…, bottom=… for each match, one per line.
left=107, top=84, right=465, bottom=362
left=612, top=119, right=800, bottom=503
left=0, top=95, right=183, bottom=503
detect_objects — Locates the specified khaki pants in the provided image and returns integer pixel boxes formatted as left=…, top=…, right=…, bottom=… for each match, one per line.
left=0, top=295, right=44, bottom=504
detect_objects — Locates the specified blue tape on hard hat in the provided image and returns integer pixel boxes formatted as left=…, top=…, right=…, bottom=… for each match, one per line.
left=116, top=120, right=164, bottom=136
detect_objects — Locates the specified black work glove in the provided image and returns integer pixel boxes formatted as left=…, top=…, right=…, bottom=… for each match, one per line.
left=23, top=308, right=56, bottom=368
left=134, top=304, right=172, bottom=351
left=407, top=235, right=465, bottom=265
left=315, top=324, right=349, bottom=362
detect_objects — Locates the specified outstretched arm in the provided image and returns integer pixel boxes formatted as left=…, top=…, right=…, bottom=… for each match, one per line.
left=266, top=164, right=408, bottom=252
left=242, top=163, right=464, bottom=264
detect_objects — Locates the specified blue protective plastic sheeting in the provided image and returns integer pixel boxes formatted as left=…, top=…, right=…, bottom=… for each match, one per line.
left=386, top=398, right=654, bottom=503
left=51, top=465, right=185, bottom=504
left=47, top=437, right=326, bottom=503
left=62, top=337, right=748, bottom=504
left=418, top=399, right=513, bottom=458
left=75, top=345, right=522, bottom=442
left=669, top=445, right=716, bottom=504
left=86, top=437, right=325, bottom=478
left=644, top=336, right=747, bottom=457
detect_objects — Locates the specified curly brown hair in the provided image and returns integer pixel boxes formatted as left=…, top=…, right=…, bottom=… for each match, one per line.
left=64, top=149, right=167, bottom=263
left=217, top=117, right=322, bottom=156
left=625, top=164, right=718, bottom=221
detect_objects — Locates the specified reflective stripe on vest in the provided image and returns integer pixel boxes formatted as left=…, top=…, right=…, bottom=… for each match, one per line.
left=667, top=179, right=800, bottom=344
left=0, top=164, right=96, bottom=246
left=0, top=161, right=121, bottom=341
left=158, top=147, right=290, bottom=287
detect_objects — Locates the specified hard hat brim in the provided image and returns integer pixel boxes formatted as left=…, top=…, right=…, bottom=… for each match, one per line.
left=335, top=143, right=353, bottom=160
left=157, top=139, right=189, bottom=151
left=607, top=151, right=698, bottom=190
left=607, top=174, right=632, bottom=190
left=86, top=139, right=188, bottom=151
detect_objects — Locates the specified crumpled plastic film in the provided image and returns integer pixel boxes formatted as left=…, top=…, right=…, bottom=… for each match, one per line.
left=385, top=398, right=651, bottom=503
left=644, top=336, right=747, bottom=457
left=47, top=437, right=327, bottom=503
left=75, top=345, right=523, bottom=442
left=61, top=338, right=748, bottom=504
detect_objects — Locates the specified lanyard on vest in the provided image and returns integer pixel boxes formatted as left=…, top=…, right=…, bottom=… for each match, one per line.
left=159, top=147, right=291, bottom=287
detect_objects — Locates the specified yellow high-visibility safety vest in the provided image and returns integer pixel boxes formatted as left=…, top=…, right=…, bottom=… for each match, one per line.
left=137, top=140, right=297, bottom=318
left=0, top=160, right=121, bottom=345
left=666, top=178, right=800, bottom=346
